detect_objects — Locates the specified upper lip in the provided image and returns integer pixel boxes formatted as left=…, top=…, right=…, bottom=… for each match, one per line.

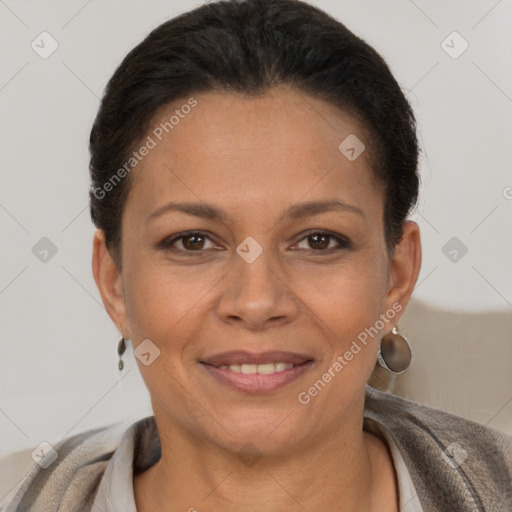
left=200, top=350, right=313, bottom=367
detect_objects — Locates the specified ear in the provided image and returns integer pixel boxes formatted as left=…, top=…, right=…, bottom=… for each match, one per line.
left=92, top=229, right=130, bottom=337
left=383, top=220, right=422, bottom=326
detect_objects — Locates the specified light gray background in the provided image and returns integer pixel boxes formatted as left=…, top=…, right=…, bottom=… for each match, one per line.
left=1, top=0, right=511, bottom=466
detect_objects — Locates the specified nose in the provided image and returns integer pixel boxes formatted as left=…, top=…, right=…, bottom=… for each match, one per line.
left=216, top=242, right=300, bottom=330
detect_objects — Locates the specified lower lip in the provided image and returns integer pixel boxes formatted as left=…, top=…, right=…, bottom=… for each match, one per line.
left=200, top=361, right=313, bottom=393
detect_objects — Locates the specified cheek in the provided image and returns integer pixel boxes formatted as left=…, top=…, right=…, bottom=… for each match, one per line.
left=125, top=269, right=200, bottom=336
left=301, top=257, right=388, bottom=381
left=338, top=270, right=386, bottom=334
left=122, top=262, right=213, bottom=397
left=300, top=255, right=387, bottom=331
left=122, top=251, right=229, bottom=355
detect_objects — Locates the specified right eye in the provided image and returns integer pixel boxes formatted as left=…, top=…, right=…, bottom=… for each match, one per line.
left=157, top=231, right=219, bottom=254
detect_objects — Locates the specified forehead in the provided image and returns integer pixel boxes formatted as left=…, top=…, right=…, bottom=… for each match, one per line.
left=124, top=86, right=383, bottom=220
left=147, top=86, right=371, bottom=161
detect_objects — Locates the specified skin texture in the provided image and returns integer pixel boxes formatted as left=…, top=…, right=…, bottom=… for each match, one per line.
left=92, top=85, right=421, bottom=512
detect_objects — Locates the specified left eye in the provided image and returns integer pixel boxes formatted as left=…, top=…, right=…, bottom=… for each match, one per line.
left=294, top=231, right=350, bottom=251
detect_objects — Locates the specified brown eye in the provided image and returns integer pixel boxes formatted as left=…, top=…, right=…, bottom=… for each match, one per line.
left=158, top=231, right=216, bottom=253
left=181, top=233, right=206, bottom=250
left=308, top=233, right=330, bottom=250
left=295, top=231, right=350, bottom=252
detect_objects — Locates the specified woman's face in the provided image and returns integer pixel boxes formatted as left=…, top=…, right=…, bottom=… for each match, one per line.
left=94, top=86, right=420, bottom=455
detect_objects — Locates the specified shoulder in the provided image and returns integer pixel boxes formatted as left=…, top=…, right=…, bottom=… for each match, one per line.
left=1, top=416, right=153, bottom=512
left=364, top=385, right=512, bottom=510
left=365, top=385, right=512, bottom=451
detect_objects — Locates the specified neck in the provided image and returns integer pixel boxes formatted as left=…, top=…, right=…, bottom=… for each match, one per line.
left=133, top=400, right=397, bottom=512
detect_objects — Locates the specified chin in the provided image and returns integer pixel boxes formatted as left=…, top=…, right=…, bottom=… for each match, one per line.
left=207, top=403, right=309, bottom=457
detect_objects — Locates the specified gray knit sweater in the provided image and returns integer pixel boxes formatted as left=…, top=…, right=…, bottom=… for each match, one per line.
left=3, top=386, right=512, bottom=511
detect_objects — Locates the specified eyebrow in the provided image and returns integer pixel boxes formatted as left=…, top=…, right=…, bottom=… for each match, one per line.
left=145, top=198, right=365, bottom=224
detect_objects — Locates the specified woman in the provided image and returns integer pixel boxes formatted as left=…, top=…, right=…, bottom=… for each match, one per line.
left=3, top=0, right=511, bottom=510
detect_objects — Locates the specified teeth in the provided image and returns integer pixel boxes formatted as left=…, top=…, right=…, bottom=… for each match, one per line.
left=241, top=364, right=258, bottom=374
left=256, top=363, right=276, bottom=374
left=217, top=362, right=295, bottom=374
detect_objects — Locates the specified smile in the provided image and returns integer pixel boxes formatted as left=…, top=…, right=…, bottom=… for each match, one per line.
left=199, top=351, right=314, bottom=393
left=217, top=362, right=295, bottom=373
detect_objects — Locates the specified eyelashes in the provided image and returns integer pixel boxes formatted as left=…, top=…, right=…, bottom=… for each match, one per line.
left=158, top=231, right=217, bottom=253
left=294, top=231, right=351, bottom=251
left=157, top=230, right=352, bottom=255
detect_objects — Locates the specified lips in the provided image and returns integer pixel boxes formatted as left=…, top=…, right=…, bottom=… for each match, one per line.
left=199, top=350, right=314, bottom=393
left=201, top=350, right=312, bottom=367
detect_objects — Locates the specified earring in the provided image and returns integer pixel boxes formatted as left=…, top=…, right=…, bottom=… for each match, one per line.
left=117, top=336, right=126, bottom=371
left=377, top=326, right=412, bottom=375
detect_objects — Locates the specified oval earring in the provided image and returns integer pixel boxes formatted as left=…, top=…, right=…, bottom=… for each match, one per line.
left=377, top=326, right=412, bottom=375
left=117, top=336, right=126, bottom=371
